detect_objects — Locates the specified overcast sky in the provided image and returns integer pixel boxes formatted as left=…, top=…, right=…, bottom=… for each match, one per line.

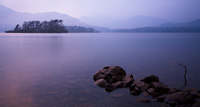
left=0, top=0, right=200, bottom=21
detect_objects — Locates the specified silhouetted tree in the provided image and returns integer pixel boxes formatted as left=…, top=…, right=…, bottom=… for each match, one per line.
left=6, top=19, right=68, bottom=33
left=14, top=24, right=20, bottom=31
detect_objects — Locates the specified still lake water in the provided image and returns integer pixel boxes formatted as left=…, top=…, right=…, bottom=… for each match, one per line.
left=0, top=33, right=200, bottom=107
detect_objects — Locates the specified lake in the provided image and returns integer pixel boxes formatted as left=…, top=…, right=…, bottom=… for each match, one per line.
left=0, top=33, right=200, bottom=107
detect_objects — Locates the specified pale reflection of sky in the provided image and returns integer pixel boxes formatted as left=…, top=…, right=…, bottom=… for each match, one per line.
left=0, top=33, right=200, bottom=106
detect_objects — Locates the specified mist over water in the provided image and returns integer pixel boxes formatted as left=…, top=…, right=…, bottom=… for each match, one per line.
left=0, top=33, right=200, bottom=106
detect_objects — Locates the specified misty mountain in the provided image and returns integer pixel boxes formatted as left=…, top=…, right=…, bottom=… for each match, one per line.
left=0, top=5, right=88, bottom=32
left=160, top=19, right=200, bottom=27
left=112, top=18, right=200, bottom=33
left=79, top=15, right=170, bottom=29
left=185, top=19, right=200, bottom=27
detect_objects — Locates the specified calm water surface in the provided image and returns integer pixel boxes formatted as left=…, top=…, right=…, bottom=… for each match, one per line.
left=0, top=33, right=200, bottom=107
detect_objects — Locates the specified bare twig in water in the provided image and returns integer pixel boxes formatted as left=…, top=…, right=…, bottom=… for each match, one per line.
left=176, top=62, right=187, bottom=87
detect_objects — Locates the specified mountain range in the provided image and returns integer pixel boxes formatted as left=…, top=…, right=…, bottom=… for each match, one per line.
left=0, top=4, right=200, bottom=32
left=79, top=15, right=170, bottom=29
left=0, top=5, right=88, bottom=32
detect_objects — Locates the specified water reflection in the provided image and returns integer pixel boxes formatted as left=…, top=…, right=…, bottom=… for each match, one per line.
left=0, top=33, right=200, bottom=106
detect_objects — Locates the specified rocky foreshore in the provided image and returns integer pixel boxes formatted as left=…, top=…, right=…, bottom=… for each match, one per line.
left=93, top=66, right=200, bottom=107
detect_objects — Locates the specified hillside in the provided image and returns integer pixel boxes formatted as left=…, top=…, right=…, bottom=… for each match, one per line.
left=0, top=5, right=88, bottom=32
left=80, top=15, right=170, bottom=29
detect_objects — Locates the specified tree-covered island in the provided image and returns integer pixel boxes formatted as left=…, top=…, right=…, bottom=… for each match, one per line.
left=6, top=19, right=68, bottom=33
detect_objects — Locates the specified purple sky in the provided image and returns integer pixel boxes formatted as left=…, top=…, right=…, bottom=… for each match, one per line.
left=0, top=0, right=200, bottom=21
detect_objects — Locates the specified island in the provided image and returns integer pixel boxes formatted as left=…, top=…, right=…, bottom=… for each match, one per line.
left=5, top=19, right=68, bottom=33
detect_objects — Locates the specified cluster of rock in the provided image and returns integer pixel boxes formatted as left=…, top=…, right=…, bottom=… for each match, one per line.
left=93, top=66, right=133, bottom=92
left=93, top=66, right=200, bottom=107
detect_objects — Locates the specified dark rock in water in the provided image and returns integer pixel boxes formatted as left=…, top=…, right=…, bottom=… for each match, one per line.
left=93, top=70, right=106, bottom=81
left=130, top=85, right=141, bottom=96
left=101, top=66, right=126, bottom=77
left=140, top=75, right=159, bottom=84
left=132, top=80, right=149, bottom=92
left=147, top=88, right=154, bottom=94
left=105, top=83, right=116, bottom=93
left=93, top=66, right=133, bottom=92
left=177, top=93, right=196, bottom=105
left=192, top=102, right=200, bottom=107
left=192, top=92, right=200, bottom=98
left=170, top=88, right=182, bottom=94
left=93, top=66, right=126, bottom=82
left=169, top=101, right=177, bottom=107
left=107, top=66, right=126, bottom=76
left=179, top=105, right=188, bottom=107
left=109, top=75, right=124, bottom=83
left=136, top=97, right=150, bottom=103
left=167, top=92, right=185, bottom=102
left=166, top=91, right=196, bottom=105
left=150, top=82, right=170, bottom=94
left=112, top=81, right=123, bottom=88
left=94, top=79, right=107, bottom=88
left=157, top=95, right=166, bottom=102
left=93, top=66, right=200, bottom=107
left=122, top=74, right=134, bottom=87
left=142, top=91, right=149, bottom=96
left=184, top=88, right=199, bottom=94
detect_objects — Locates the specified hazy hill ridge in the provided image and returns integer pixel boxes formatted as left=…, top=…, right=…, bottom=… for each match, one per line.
left=0, top=5, right=88, bottom=32
left=79, top=15, right=170, bottom=29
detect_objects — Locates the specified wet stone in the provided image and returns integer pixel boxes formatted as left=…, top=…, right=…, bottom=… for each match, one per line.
left=93, top=66, right=200, bottom=107
left=95, top=79, right=107, bottom=88
left=140, top=75, right=159, bottom=84
left=192, top=102, right=200, bottom=107
left=136, top=97, right=150, bottom=103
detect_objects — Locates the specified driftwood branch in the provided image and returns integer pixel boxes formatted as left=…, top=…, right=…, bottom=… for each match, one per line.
left=176, top=62, right=187, bottom=87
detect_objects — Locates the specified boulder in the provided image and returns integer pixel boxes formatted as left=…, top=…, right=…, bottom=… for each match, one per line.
left=93, top=70, right=105, bottom=81
left=191, top=92, right=200, bottom=98
left=93, top=66, right=126, bottom=82
left=105, top=83, right=116, bottom=93
left=136, top=97, right=150, bottom=103
left=112, top=81, right=123, bottom=88
left=177, top=93, right=196, bottom=105
left=109, top=75, right=124, bottom=83
left=170, top=88, right=182, bottom=94
left=147, top=88, right=154, bottom=94
left=122, top=74, right=134, bottom=87
left=130, top=83, right=142, bottom=96
left=93, top=66, right=200, bottom=107
left=157, top=95, right=166, bottom=102
left=150, top=82, right=170, bottom=94
left=140, top=75, right=159, bottom=84
left=184, top=88, right=199, bottom=94
left=100, top=66, right=126, bottom=77
left=132, top=80, right=149, bottom=92
left=94, top=79, right=107, bottom=88
left=94, top=66, right=134, bottom=92
left=192, top=102, right=200, bottom=107
left=166, top=91, right=196, bottom=105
